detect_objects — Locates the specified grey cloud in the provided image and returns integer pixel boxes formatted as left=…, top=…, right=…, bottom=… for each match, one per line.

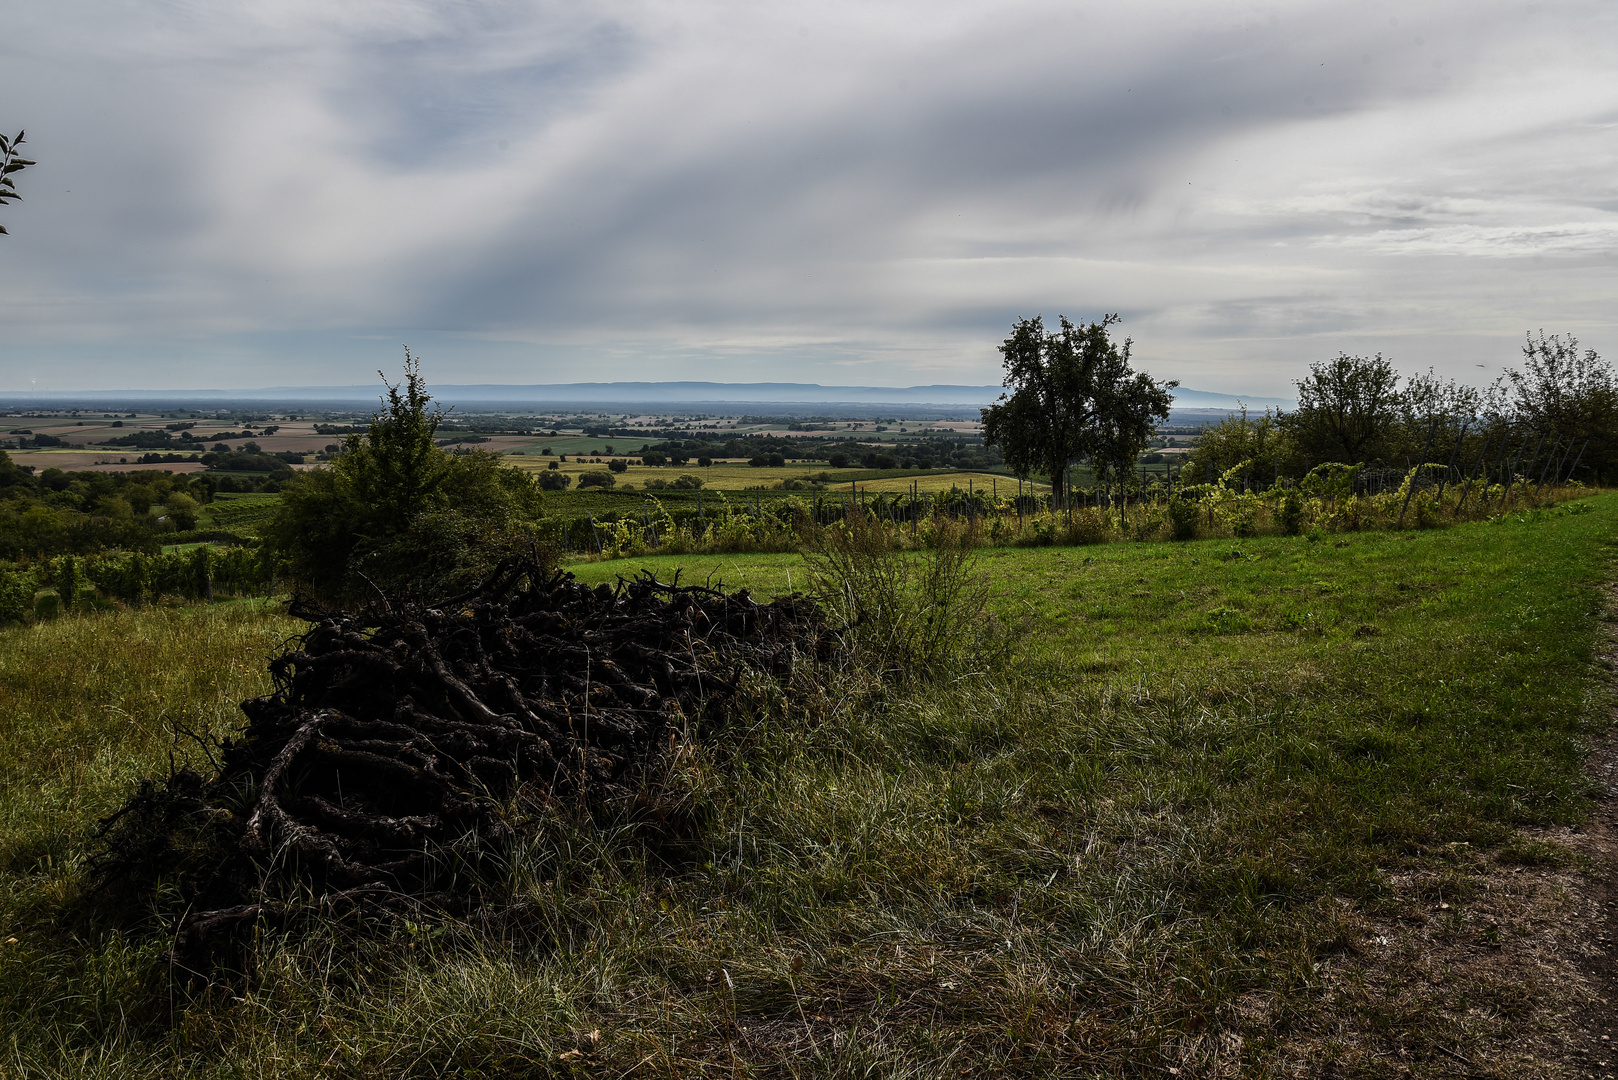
left=1, top=0, right=1614, bottom=394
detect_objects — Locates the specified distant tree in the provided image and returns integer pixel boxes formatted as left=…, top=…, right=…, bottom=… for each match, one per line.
left=0, top=131, right=35, bottom=235
left=607, top=458, right=628, bottom=473
left=576, top=471, right=616, bottom=489
left=164, top=493, right=200, bottom=530
left=1494, top=331, right=1617, bottom=483
left=1181, top=406, right=1297, bottom=482
left=981, top=314, right=1175, bottom=505
left=537, top=469, right=570, bottom=491
left=1283, top=354, right=1401, bottom=464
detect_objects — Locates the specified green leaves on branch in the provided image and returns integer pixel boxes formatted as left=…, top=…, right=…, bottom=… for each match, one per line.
left=0, top=130, right=36, bottom=235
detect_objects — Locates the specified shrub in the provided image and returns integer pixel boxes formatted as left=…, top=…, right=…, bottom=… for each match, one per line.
left=805, top=512, right=994, bottom=682
left=608, top=459, right=628, bottom=473
left=537, top=470, right=570, bottom=491
left=165, top=493, right=200, bottom=531
left=0, top=567, right=37, bottom=623
left=1278, top=488, right=1305, bottom=535
left=1168, top=496, right=1200, bottom=541
left=577, top=471, right=616, bottom=490
left=670, top=473, right=704, bottom=490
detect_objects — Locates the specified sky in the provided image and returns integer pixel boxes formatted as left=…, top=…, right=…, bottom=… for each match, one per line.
left=2, top=0, right=1615, bottom=396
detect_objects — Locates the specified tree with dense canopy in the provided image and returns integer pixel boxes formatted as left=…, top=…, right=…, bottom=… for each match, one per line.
left=980, top=314, right=1175, bottom=506
left=1494, top=331, right=1617, bottom=484
left=265, top=351, right=544, bottom=600
left=1283, top=353, right=1402, bottom=465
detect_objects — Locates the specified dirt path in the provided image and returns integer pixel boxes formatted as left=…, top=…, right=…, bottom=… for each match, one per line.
left=1278, top=600, right=1618, bottom=1077
left=1560, top=723, right=1618, bottom=1078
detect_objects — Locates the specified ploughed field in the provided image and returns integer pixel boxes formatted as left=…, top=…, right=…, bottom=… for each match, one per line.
left=1, top=494, right=1615, bottom=1076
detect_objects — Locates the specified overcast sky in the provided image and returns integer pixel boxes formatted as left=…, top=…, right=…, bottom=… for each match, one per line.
left=2, top=0, right=1614, bottom=395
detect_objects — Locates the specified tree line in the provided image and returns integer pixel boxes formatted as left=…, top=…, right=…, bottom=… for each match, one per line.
left=1180, top=333, right=1615, bottom=486
left=977, top=317, right=1614, bottom=499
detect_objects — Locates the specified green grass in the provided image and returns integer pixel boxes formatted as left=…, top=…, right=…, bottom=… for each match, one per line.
left=1, top=496, right=1615, bottom=1075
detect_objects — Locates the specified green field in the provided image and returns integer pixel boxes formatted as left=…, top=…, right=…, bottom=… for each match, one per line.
left=1, top=496, right=1614, bottom=1074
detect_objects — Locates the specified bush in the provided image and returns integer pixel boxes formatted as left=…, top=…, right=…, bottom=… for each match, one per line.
left=164, top=494, right=200, bottom=530
left=264, top=356, right=547, bottom=602
left=1168, top=497, right=1200, bottom=541
left=670, top=473, right=704, bottom=490
left=642, top=452, right=667, bottom=467
left=537, top=469, right=570, bottom=491
left=577, top=471, right=616, bottom=489
left=0, top=567, right=37, bottom=624
left=607, top=458, right=628, bottom=473
left=1278, top=488, right=1305, bottom=535
left=805, top=512, right=994, bottom=682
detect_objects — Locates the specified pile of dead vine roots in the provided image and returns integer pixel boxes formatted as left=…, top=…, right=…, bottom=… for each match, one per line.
left=94, top=561, right=839, bottom=974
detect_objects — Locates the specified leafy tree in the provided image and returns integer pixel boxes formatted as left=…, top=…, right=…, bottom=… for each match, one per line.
left=265, top=352, right=544, bottom=600
left=1284, top=354, right=1401, bottom=464
left=576, top=471, right=616, bottom=489
left=339, top=351, right=451, bottom=534
left=164, top=493, right=200, bottom=530
left=537, top=469, right=570, bottom=491
left=1180, top=407, right=1296, bottom=483
left=0, top=130, right=35, bottom=235
left=1493, top=331, right=1617, bottom=483
left=981, top=314, right=1175, bottom=506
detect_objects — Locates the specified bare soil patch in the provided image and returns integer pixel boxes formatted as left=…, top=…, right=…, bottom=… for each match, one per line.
left=1275, top=598, right=1618, bottom=1078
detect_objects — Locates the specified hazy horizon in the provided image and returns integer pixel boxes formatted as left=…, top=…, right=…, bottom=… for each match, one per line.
left=3, top=1, right=1613, bottom=395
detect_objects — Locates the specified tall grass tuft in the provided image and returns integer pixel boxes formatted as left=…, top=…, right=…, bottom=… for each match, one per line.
left=804, top=511, right=996, bottom=682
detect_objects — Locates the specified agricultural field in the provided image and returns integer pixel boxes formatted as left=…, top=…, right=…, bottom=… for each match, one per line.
left=507, top=455, right=1030, bottom=495
left=0, top=494, right=1615, bottom=1075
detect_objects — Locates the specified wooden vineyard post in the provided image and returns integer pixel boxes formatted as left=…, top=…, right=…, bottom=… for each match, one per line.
left=1562, top=439, right=1589, bottom=487
left=1512, top=433, right=1545, bottom=504
left=1398, top=418, right=1438, bottom=529
left=1455, top=430, right=1490, bottom=511
left=1481, top=432, right=1513, bottom=510
left=1535, top=436, right=1560, bottom=495
left=1434, top=420, right=1468, bottom=503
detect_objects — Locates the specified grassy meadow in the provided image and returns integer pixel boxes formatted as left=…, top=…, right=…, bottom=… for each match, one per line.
left=0, top=495, right=1615, bottom=1075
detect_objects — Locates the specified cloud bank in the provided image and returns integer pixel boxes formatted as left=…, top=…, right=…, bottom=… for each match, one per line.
left=2, top=0, right=1614, bottom=395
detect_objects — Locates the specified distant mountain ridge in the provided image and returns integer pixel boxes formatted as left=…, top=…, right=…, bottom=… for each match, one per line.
left=0, top=380, right=1294, bottom=409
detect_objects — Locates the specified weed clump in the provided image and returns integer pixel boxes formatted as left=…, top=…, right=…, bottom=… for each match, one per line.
left=803, top=513, right=997, bottom=681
